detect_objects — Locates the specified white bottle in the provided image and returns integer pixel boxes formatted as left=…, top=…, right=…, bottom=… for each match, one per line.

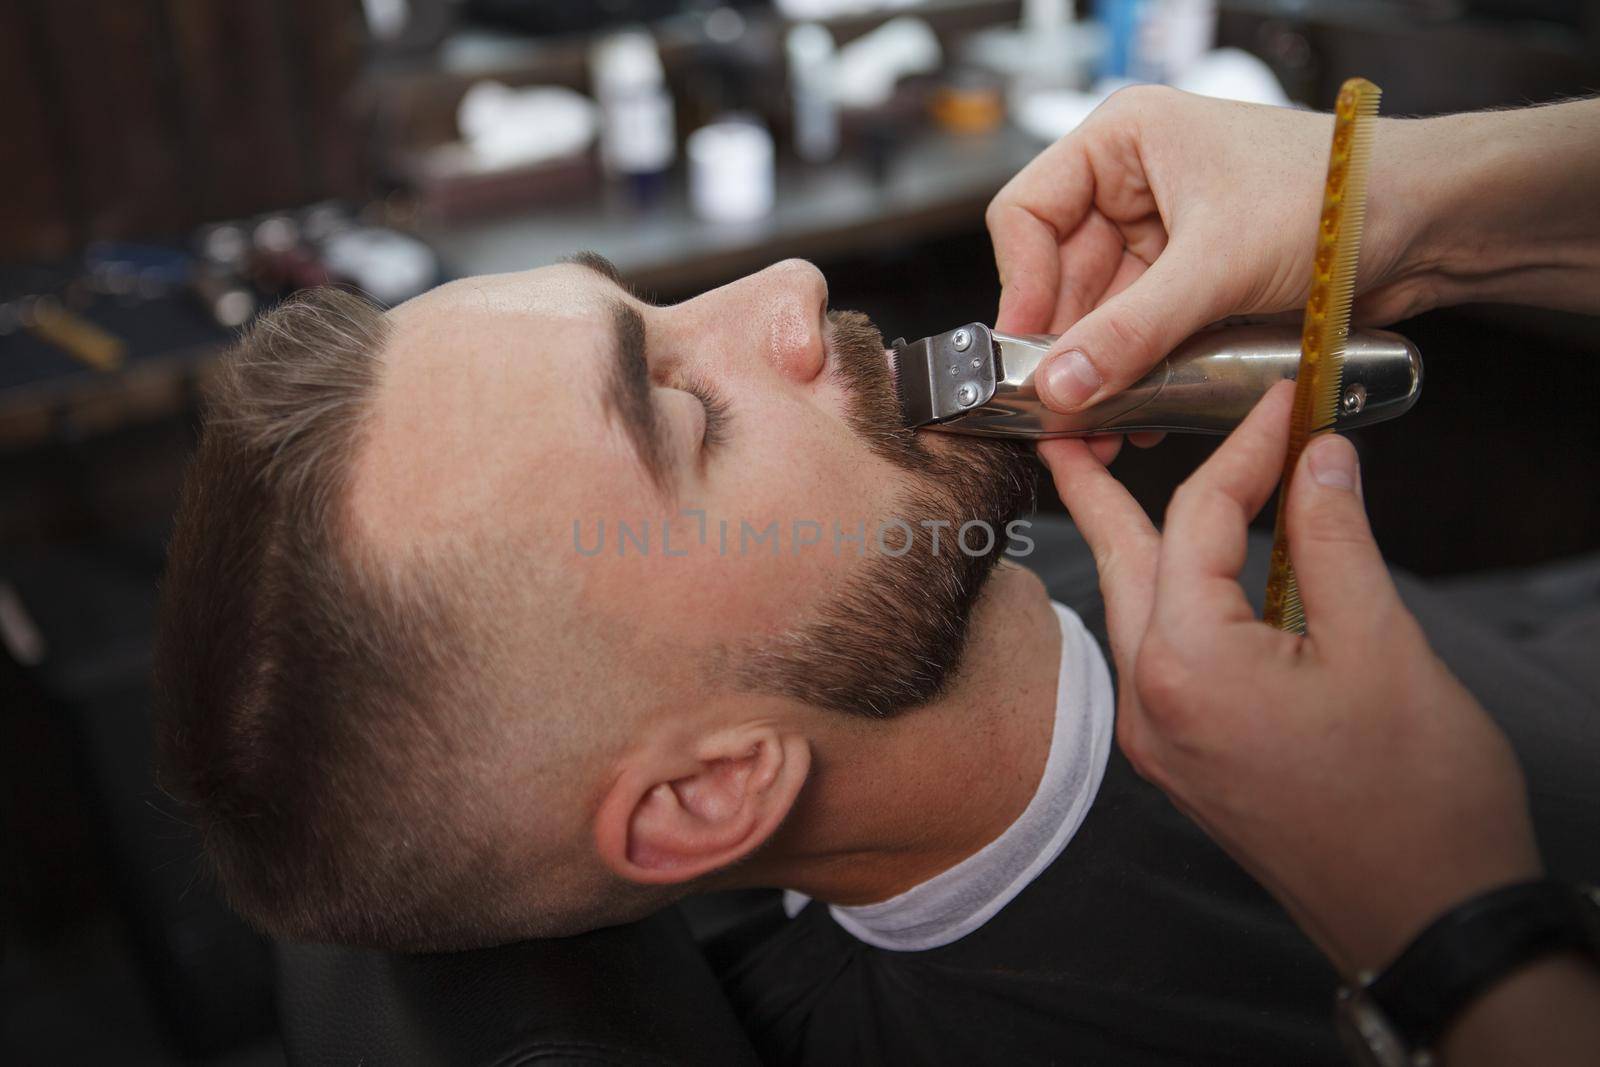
left=688, top=117, right=775, bottom=223
left=591, top=29, right=676, bottom=203
left=1155, top=0, right=1217, bottom=84
left=786, top=23, right=839, bottom=164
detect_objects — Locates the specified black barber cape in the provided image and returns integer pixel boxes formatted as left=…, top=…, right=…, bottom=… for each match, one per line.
left=704, top=518, right=1600, bottom=1066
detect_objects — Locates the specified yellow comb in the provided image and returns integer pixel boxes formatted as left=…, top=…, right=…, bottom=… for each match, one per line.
left=1263, top=77, right=1381, bottom=634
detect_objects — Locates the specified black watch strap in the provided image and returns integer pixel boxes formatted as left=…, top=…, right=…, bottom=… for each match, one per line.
left=1366, top=879, right=1600, bottom=1051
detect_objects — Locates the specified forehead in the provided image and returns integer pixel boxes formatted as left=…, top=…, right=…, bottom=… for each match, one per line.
left=396, top=263, right=612, bottom=326
left=350, top=264, right=633, bottom=556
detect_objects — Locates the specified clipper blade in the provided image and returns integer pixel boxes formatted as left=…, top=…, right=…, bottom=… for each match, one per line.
left=890, top=324, right=998, bottom=429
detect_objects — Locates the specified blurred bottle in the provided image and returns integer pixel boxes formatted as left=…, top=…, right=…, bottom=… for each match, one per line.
left=1152, top=0, right=1217, bottom=84
left=1095, top=0, right=1145, bottom=80
left=249, top=215, right=333, bottom=294
left=1025, top=0, right=1072, bottom=41
left=192, top=223, right=257, bottom=328
left=786, top=23, right=839, bottom=163
left=688, top=116, right=775, bottom=223
left=1096, top=0, right=1217, bottom=84
left=591, top=29, right=677, bottom=210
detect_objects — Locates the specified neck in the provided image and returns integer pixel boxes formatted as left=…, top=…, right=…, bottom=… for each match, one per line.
left=743, top=562, right=1063, bottom=905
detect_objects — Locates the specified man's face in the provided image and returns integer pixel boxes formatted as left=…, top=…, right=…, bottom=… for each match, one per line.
left=355, top=258, right=1032, bottom=735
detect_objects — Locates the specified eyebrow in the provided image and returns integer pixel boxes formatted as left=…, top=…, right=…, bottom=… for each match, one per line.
left=599, top=297, right=670, bottom=494
left=566, top=252, right=671, bottom=492
left=567, top=250, right=665, bottom=308
left=566, top=250, right=625, bottom=286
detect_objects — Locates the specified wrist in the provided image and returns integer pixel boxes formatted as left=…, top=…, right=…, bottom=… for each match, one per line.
left=1368, top=114, right=1471, bottom=316
left=1336, top=880, right=1600, bottom=1067
left=1400, top=111, right=1519, bottom=304
left=1378, top=101, right=1600, bottom=314
left=1323, top=854, right=1544, bottom=979
left=1437, top=950, right=1600, bottom=1065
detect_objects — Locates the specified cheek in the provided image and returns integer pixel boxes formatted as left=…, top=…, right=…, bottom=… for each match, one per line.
left=568, top=394, right=908, bottom=644
left=674, top=397, right=902, bottom=628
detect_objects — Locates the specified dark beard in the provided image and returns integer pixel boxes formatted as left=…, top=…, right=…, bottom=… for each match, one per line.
left=735, top=310, right=1037, bottom=718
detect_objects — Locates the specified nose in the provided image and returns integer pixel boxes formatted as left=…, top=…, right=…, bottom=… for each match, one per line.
left=685, top=259, right=828, bottom=385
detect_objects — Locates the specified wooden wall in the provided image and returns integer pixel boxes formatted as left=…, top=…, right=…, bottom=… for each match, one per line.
left=0, top=0, right=369, bottom=262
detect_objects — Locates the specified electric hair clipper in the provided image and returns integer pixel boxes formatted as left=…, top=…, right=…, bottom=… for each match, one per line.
left=889, top=323, right=1421, bottom=439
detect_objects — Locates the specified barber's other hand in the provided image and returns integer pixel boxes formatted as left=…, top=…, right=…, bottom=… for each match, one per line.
left=1039, top=383, right=1541, bottom=977
left=988, top=87, right=1436, bottom=416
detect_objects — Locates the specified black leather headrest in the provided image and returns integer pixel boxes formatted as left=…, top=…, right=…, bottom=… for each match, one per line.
left=275, top=907, right=760, bottom=1066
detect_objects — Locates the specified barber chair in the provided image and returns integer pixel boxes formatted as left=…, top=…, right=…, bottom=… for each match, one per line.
left=275, top=905, right=762, bottom=1065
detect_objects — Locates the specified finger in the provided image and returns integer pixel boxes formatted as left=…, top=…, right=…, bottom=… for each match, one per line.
left=991, top=202, right=1063, bottom=334
left=1038, top=438, right=1159, bottom=662
left=1035, top=240, right=1234, bottom=413
left=1100, top=240, right=1155, bottom=305
left=1128, top=431, right=1166, bottom=449
left=1087, top=434, right=1124, bottom=466
left=988, top=136, right=1096, bottom=334
left=1154, top=382, right=1295, bottom=629
left=1046, top=211, right=1126, bottom=335
left=1284, top=434, right=1406, bottom=639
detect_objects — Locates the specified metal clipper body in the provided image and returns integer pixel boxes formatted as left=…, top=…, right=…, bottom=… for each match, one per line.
left=889, top=323, right=1422, bottom=439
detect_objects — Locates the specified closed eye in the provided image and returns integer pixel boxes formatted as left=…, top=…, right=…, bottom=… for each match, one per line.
left=679, top=375, right=733, bottom=451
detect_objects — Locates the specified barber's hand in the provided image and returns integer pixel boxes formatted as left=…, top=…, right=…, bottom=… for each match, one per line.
left=1039, top=382, right=1541, bottom=977
left=988, top=87, right=1436, bottom=417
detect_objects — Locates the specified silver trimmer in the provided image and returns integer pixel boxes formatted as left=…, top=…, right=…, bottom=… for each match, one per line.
left=889, top=323, right=1422, bottom=439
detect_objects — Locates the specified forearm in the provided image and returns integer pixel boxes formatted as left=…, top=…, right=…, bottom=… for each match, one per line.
left=1438, top=951, right=1600, bottom=1066
left=1399, top=98, right=1600, bottom=314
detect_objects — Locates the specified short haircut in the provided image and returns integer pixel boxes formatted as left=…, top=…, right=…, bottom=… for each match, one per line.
left=154, top=289, right=528, bottom=950
left=153, top=286, right=1031, bottom=951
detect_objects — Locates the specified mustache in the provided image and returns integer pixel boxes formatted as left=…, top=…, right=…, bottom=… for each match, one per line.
left=825, top=309, right=1030, bottom=485
left=825, top=308, right=932, bottom=473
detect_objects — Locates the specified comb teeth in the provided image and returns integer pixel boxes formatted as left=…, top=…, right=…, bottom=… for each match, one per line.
left=1275, top=570, right=1306, bottom=635
left=1265, top=77, right=1381, bottom=635
left=1314, top=89, right=1379, bottom=433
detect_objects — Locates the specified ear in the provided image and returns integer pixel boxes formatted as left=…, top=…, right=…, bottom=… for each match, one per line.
left=594, top=724, right=811, bottom=887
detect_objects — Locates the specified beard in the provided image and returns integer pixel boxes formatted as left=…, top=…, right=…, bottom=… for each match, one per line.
left=735, top=309, right=1037, bottom=718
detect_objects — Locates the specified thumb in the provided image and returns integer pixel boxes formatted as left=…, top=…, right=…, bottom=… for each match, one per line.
left=1036, top=243, right=1228, bottom=413
left=1284, top=434, right=1405, bottom=637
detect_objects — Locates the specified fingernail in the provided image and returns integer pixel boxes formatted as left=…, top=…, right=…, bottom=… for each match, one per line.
left=1041, top=350, right=1102, bottom=411
left=1307, top=435, right=1358, bottom=491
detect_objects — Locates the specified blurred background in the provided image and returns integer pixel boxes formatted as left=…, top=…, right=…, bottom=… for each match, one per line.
left=3, top=1, right=1598, bottom=1062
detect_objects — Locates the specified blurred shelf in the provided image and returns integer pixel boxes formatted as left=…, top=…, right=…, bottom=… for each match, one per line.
left=0, top=123, right=1044, bottom=452
left=362, top=0, right=1023, bottom=153
left=1218, top=0, right=1600, bottom=114
left=0, top=293, right=230, bottom=453
left=416, top=124, right=1042, bottom=296
left=0, top=343, right=218, bottom=452
left=367, top=0, right=1023, bottom=84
